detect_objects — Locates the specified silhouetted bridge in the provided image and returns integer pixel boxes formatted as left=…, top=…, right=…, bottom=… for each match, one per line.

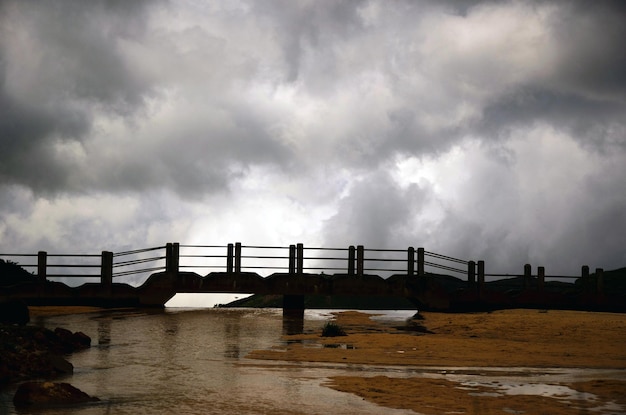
left=1, top=243, right=618, bottom=312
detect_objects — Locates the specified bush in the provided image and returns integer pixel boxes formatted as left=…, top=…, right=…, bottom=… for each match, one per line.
left=321, top=321, right=346, bottom=337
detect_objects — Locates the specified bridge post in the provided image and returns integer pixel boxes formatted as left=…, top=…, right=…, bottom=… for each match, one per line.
left=477, top=260, right=485, bottom=299
left=37, top=251, right=47, bottom=294
left=234, top=243, right=242, bottom=273
left=407, top=247, right=415, bottom=275
left=283, top=294, right=305, bottom=323
left=523, top=264, right=532, bottom=289
left=537, top=266, right=545, bottom=292
left=37, top=251, right=47, bottom=285
left=596, top=268, right=604, bottom=295
left=348, top=246, right=356, bottom=275
left=417, top=248, right=425, bottom=277
left=468, top=260, right=476, bottom=284
left=227, top=244, right=234, bottom=273
left=288, top=245, right=296, bottom=274
left=101, top=251, right=113, bottom=293
left=165, top=243, right=180, bottom=274
left=581, top=265, right=590, bottom=293
left=296, top=243, right=304, bottom=274
left=356, top=245, right=364, bottom=276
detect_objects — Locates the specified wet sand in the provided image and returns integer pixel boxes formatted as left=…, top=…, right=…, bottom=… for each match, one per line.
left=249, top=309, right=626, bottom=414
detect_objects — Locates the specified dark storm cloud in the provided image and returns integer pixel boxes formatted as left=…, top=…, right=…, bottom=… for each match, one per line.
left=478, top=88, right=626, bottom=151
left=0, top=0, right=157, bottom=193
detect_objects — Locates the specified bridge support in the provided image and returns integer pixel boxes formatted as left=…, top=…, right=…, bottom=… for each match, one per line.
left=417, top=248, right=425, bottom=277
left=596, top=268, right=604, bottom=295
left=37, top=251, right=47, bottom=293
left=468, top=260, right=476, bottom=284
left=165, top=243, right=180, bottom=273
left=524, top=264, right=532, bottom=289
left=477, top=260, right=485, bottom=299
left=283, top=294, right=304, bottom=310
left=282, top=295, right=305, bottom=334
left=348, top=246, right=356, bottom=275
left=283, top=295, right=305, bottom=316
left=101, top=251, right=113, bottom=295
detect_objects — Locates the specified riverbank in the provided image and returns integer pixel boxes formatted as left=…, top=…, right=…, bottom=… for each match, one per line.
left=249, top=309, right=626, bottom=415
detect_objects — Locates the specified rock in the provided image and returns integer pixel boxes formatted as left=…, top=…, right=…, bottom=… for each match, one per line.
left=0, top=300, right=30, bottom=325
left=49, top=355, right=73, bottom=375
left=54, top=327, right=91, bottom=352
left=71, top=331, right=92, bottom=349
left=0, top=324, right=91, bottom=384
left=13, top=382, right=99, bottom=407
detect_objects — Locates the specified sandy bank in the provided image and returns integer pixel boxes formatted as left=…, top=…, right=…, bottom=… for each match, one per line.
left=249, top=309, right=626, bottom=414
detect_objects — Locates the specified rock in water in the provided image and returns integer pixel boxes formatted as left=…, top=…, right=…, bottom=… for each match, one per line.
left=13, top=382, right=99, bottom=407
left=53, top=327, right=91, bottom=352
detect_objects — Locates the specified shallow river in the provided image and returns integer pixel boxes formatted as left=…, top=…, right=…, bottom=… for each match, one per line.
left=1, top=308, right=624, bottom=414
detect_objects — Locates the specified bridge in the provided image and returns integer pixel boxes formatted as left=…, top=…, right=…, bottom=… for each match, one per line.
left=1, top=243, right=619, bottom=313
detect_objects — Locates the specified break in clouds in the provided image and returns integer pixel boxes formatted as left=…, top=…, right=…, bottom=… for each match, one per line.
left=1, top=0, right=625, bottom=276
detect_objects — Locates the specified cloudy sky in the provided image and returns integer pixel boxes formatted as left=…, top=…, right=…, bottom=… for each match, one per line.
left=1, top=0, right=625, bottom=281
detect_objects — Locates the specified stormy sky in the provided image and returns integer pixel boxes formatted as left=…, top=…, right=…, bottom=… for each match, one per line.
left=1, top=0, right=625, bottom=280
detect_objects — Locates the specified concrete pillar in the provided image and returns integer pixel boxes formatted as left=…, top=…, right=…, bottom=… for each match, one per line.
left=581, top=265, right=590, bottom=293
left=165, top=243, right=180, bottom=274
left=288, top=245, right=296, bottom=274
left=283, top=295, right=305, bottom=321
left=581, top=265, right=590, bottom=279
left=477, top=260, right=485, bottom=298
left=296, top=243, right=304, bottom=274
left=348, top=246, right=356, bottom=275
left=234, top=243, right=242, bottom=273
left=417, top=248, right=425, bottom=277
left=227, top=244, right=234, bottom=273
left=407, top=247, right=415, bottom=275
left=468, top=260, right=476, bottom=284
left=356, top=245, right=364, bottom=276
left=37, top=251, right=47, bottom=284
left=537, top=266, right=545, bottom=292
left=524, top=264, right=532, bottom=289
left=101, top=251, right=113, bottom=292
left=596, top=268, right=604, bottom=295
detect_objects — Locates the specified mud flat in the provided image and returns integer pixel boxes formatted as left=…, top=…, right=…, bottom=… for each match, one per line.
left=249, top=309, right=626, bottom=414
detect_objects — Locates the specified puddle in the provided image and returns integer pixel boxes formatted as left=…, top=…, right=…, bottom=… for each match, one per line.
left=456, top=379, right=626, bottom=414
left=245, top=360, right=626, bottom=414
left=323, top=344, right=357, bottom=349
left=461, top=380, right=596, bottom=399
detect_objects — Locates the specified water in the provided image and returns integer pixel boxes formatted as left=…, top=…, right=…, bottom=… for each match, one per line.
left=1, top=308, right=624, bottom=414
left=0, top=308, right=418, bottom=415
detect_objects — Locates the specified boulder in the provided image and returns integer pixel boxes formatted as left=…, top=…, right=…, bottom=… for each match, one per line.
left=53, top=327, right=91, bottom=352
left=13, top=382, right=99, bottom=407
left=0, top=300, right=30, bottom=325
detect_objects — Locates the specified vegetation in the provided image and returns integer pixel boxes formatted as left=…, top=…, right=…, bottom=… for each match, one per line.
left=0, top=259, right=37, bottom=287
left=321, top=321, right=347, bottom=337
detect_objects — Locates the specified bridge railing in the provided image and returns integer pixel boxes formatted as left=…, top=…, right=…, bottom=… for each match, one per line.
left=176, top=243, right=471, bottom=278
left=112, top=246, right=167, bottom=283
left=0, top=243, right=606, bottom=295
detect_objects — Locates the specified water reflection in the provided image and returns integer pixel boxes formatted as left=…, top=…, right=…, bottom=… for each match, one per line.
left=224, top=320, right=241, bottom=359
left=282, top=312, right=304, bottom=335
